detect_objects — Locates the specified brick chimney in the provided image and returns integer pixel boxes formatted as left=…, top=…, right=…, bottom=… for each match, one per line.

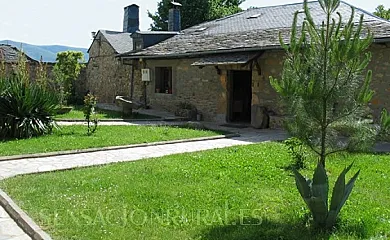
left=123, top=4, right=140, bottom=33
left=168, top=1, right=181, bottom=32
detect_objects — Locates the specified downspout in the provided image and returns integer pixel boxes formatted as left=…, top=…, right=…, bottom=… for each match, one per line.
left=140, top=58, right=148, bottom=108
left=130, top=63, right=135, bottom=100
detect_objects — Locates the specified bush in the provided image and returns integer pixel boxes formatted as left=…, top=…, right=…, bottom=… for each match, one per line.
left=284, top=137, right=307, bottom=170
left=83, top=93, right=98, bottom=135
left=0, top=75, right=58, bottom=139
left=378, top=108, right=390, bottom=142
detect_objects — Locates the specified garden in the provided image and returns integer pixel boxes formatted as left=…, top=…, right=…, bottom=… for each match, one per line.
left=1, top=0, right=390, bottom=239
left=0, top=143, right=389, bottom=239
left=0, top=49, right=222, bottom=156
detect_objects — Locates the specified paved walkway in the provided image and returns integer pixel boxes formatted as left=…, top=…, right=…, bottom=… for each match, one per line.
left=1, top=120, right=389, bottom=239
left=0, top=129, right=288, bottom=239
left=0, top=207, right=30, bottom=240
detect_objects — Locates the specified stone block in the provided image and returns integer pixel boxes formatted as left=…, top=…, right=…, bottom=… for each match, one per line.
left=251, top=105, right=269, bottom=129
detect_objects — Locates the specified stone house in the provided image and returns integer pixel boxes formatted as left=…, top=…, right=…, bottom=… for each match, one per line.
left=0, top=44, right=44, bottom=80
left=89, top=1, right=390, bottom=128
left=86, top=4, right=177, bottom=104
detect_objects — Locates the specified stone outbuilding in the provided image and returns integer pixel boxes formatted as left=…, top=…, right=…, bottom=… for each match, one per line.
left=89, top=1, right=390, bottom=128
left=0, top=44, right=50, bottom=81
left=86, top=4, right=178, bottom=104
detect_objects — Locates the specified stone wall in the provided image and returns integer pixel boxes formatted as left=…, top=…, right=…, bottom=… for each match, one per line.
left=133, top=54, right=283, bottom=123
left=3, top=62, right=54, bottom=82
left=86, top=32, right=131, bottom=104
left=132, top=43, right=389, bottom=126
left=137, top=59, right=226, bottom=122
left=368, top=43, right=390, bottom=120
left=251, top=50, right=284, bottom=115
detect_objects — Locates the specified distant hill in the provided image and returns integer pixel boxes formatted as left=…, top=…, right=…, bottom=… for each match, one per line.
left=0, top=40, right=89, bottom=63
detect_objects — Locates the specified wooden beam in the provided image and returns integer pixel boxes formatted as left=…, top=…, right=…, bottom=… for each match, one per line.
left=255, top=59, right=262, bottom=76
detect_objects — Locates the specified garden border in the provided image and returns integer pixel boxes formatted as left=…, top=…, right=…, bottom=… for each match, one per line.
left=0, top=190, right=52, bottom=240
left=0, top=133, right=240, bottom=162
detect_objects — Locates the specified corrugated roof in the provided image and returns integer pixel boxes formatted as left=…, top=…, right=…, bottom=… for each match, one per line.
left=121, top=1, right=390, bottom=59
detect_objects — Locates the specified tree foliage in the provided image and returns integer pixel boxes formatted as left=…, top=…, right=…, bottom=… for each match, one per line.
left=374, top=5, right=390, bottom=20
left=53, top=51, right=84, bottom=105
left=148, top=0, right=245, bottom=31
left=270, top=0, right=375, bottom=167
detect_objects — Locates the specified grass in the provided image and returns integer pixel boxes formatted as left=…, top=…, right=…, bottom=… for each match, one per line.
left=0, top=125, right=222, bottom=156
left=54, top=106, right=159, bottom=120
left=1, top=143, right=389, bottom=239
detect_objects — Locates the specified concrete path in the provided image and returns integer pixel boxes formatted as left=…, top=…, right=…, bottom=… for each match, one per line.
left=0, top=207, right=30, bottom=240
left=0, top=129, right=288, bottom=239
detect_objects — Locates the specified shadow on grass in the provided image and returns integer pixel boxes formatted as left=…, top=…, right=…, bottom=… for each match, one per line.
left=200, top=217, right=370, bottom=240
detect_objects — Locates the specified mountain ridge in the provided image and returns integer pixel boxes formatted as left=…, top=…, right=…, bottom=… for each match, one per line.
left=0, top=40, right=89, bottom=63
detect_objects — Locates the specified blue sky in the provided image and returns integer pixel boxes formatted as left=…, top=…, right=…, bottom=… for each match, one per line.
left=0, top=0, right=386, bottom=48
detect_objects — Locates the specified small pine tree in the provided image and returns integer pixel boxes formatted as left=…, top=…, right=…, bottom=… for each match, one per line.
left=270, top=0, right=376, bottom=167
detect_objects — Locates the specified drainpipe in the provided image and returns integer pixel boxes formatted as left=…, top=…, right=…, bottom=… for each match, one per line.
left=130, top=63, right=135, bottom=100
left=140, top=58, right=148, bottom=108
left=144, top=81, right=148, bottom=108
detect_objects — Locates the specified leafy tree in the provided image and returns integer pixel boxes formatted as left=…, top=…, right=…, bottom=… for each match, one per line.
left=374, top=5, right=390, bottom=20
left=53, top=51, right=84, bottom=106
left=270, top=0, right=375, bottom=168
left=148, top=0, right=245, bottom=31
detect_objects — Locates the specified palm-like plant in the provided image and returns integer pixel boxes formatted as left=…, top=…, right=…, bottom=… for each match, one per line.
left=0, top=75, right=58, bottom=139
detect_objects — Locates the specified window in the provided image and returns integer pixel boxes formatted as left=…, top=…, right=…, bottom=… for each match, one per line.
left=155, top=67, right=172, bottom=94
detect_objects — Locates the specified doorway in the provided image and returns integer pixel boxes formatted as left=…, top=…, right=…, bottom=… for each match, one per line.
left=228, top=70, right=252, bottom=123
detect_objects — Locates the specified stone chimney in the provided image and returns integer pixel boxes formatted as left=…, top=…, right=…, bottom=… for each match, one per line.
left=168, top=1, right=182, bottom=32
left=123, top=4, right=140, bottom=33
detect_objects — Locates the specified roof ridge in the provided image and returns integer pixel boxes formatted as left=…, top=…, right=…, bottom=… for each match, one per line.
left=100, top=30, right=129, bottom=35
left=246, top=0, right=315, bottom=10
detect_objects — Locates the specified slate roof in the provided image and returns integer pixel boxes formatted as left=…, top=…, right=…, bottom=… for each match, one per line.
left=0, top=44, right=37, bottom=63
left=121, top=1, right=390, bottom=59
left=99, top=30, right=133, bottom=54
left=192, top=52, right=258, bottom=66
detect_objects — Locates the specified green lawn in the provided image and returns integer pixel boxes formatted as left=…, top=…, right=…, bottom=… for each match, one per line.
left=1, top=143, right=389, bottom=239
left=0, top=125, right=222, bottom=156
left=55, top=106, right=159, bottom=120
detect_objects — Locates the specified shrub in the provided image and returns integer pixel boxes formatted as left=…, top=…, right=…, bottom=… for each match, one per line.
left=293, top=162, right=360, bottom=229
left=0, top=75, right=58, bottom=139
left=378, top=108, right=390, bottom=142
left=284, top=137, right=307, bottom=170
left=83, top=93, right=98, bottom=135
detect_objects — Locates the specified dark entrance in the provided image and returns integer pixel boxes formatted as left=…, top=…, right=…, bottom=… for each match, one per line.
left=228, top=70, right=252, bottom=123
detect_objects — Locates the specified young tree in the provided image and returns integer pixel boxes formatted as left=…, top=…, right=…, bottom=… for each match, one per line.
left=148, top=0, right=245, bottom=31
left=270, top=0, right=375, bottom=168
left=271, top=0, right=377, bottom=229
left=53, top=51, right=84, bottom=106
left=374, top=5, right=390, bottom=20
